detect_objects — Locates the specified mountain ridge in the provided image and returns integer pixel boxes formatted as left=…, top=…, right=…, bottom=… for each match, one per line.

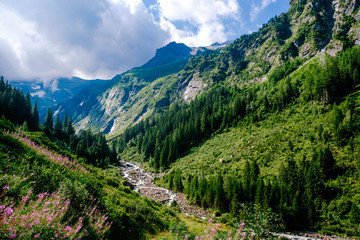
left=53, top=41, right=223, bottom=136
left=55, top=0, right=360, bottom=137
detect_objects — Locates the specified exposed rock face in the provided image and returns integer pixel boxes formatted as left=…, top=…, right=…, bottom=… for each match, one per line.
left=183, top=72, right=208, bottom=102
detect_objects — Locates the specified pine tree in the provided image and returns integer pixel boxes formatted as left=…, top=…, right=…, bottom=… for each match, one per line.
left=66, top=117, right=75, bottom=135
left=32, top=100, right=39, bottom=130
left=24, top=93, right=35, bottom=130
left=63, top=113, right=68, bottom=131
left=44, top=108, right=53, bottom=129
left=54, top=115, right=62, bottom=130
left=214, top=176, right=227, bottom=211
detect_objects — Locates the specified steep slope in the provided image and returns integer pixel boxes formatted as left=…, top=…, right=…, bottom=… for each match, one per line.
left=12, top=77, right=109, bottom=122
left=113, top=0, right=360, bottom=236
left=175, top=0, right=360, bottom=91
left=54, top=42, right=224, bottom=137
left=65, top=0, right=360, bottom=138
left=0, top=119, right=177, bottom=239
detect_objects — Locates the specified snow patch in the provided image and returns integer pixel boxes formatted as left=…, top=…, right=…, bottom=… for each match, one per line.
left=31, top=85, right=41, bottom=90
left=30, top=91, right=46, bottom=98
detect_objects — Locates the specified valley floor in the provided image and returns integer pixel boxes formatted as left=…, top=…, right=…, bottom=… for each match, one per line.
left=118, top=161, right=358, bottom=240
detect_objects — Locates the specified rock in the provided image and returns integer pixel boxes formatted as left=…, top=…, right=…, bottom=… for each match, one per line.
left=183, top=72, right=208, bottom=102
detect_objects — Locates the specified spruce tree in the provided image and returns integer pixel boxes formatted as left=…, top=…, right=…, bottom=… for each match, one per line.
left=54, top=115, right=62, bottom=130
left=44, top=108, right=53, bottom=129
left=24, top=93, right=35, bottom=130
left=32, top=100, right=39, bottom=130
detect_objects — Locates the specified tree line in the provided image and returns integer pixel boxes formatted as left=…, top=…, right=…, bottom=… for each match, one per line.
left=165, top=144, right=360, bottom=230
left=114, top=47, right=360, bottom=171
left=0, top=77, right=39, bottom=131
left=0, top=78, right=116, bottom=169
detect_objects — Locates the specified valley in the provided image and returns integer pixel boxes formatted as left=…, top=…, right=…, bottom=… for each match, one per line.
left=1, top=0, right=360, bottom=239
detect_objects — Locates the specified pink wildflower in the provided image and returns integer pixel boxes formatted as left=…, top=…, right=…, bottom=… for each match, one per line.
left=185, top=235, right=188, bottom=239
left=208, top=218, right=213, bottom=223
left=5, top=207, right=13, bottom=216
left=34, top=233, right=40, bottom=238
left=75, top=224, right=82, bottom=233
left=3, top=185, right=9, bottom=190
left=64, top=226, right=72, bottom=231
left=9, top=234, right=16, bottom=239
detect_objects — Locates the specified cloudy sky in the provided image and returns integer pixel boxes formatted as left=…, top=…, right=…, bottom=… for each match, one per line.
left=0, top=0, right=289, bottom=81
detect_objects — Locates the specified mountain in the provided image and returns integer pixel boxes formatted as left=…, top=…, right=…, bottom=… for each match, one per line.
left=53, top=41, right=226, bottom=136
left=2, top=0, right=360, bottom=238
left=111, top=0, right=360, bottom=236
left=12, top=77, right=109, bottom=122
left=141, top=41, right=194, bottom=68
left=0, top=78, right=179, bottom=239
left=56, top=0, right=360, bottom=138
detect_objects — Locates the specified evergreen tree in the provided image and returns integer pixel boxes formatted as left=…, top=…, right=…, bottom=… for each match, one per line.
left=66, top=117, right=75, bottom=135
left=24, top=93, right=35, bottom=130
left=214, top=176, right=227, bottom=211
left=44, top=108, right=53, bottom=129
left=54, top=115, right=62, bottom=130
left=32, top=100, right=39, bottom=130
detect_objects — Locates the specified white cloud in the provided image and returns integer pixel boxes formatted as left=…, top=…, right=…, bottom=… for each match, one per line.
left=0, top=0, right=169, bottom=81
left=250, top=0, right=276, bottom=22
left=0, top=0, right=287, bottom=82
left=154, top=0, right=241, bottom=46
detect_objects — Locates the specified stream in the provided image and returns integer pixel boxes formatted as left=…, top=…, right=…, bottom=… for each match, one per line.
left=119, top=161, right=208, bottom=218
left=118, top=161, right=354, bottom=240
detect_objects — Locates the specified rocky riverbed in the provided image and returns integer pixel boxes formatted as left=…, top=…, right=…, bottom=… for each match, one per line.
left=119, top=161, right=208, bottom=218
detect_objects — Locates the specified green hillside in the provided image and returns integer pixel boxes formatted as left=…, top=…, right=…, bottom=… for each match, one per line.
left=0, top=118, right=178, bottom=239
left=2, top=0, right=360, bottom=239
left=115, top=42, right=360, bottom=237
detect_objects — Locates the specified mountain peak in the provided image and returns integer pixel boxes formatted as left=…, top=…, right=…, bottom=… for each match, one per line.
left=141, top=42, right=193, bottom=68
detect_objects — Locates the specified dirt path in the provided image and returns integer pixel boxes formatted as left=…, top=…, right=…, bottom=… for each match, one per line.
left=119, top=161, right=208, bottom=218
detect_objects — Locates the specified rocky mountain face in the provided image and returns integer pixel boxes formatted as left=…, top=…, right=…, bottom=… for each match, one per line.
left=11, top=77, right=109, bottom=122
left=53, top=42, right=226, bottom=137
left=176, top=0, right=360, bottom=90
left=56, top=0, right=359, bottom=137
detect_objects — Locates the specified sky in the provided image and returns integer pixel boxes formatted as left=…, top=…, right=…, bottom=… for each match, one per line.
left=0, top=0, right=289, bottom=81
